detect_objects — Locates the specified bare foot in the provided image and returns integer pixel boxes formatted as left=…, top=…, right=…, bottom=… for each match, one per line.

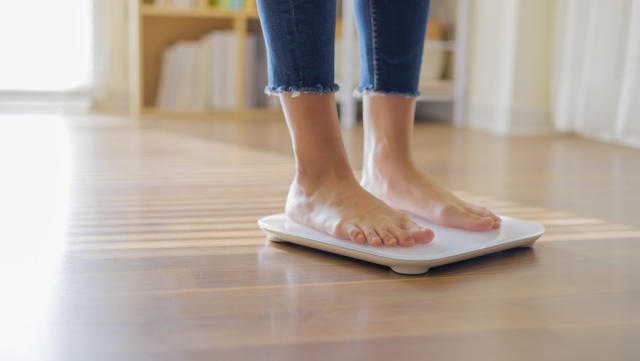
left=277, top=92, right=432, bottom=247
left=285, top=172, right=434, bottom=247
left=361, top=164, right=501, bottom=232
left=360, top=94, right=500, bottom=232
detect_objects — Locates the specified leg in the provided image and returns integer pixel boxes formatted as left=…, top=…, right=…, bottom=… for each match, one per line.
left=354, top=0, right=500, bottom=231
left=256, top=0, right=434, bottom=246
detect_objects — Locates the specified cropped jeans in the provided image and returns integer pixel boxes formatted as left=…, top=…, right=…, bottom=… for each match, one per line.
left=256, top=0, right=431, bottom=98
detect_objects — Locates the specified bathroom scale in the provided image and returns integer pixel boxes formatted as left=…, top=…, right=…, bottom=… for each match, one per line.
left=258, top=214, right=544, bottom=275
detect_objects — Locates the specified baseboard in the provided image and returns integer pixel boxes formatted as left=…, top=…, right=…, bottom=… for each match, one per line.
left=466, top=102, right=554, bottom=135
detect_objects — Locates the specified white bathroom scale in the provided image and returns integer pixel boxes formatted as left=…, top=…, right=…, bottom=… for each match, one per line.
left=258, top=214, right=544, bottom=275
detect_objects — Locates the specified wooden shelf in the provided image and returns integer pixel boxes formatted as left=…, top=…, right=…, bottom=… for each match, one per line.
left=424, top=40, right=456, bottom=52
left=337, top=0, right=468, bottom=126
left=417, top=80, right=455, bottom=102
left=130, top=1, right=279, bottom=120
left=141, top=107, right=282, bottom=120
left=131, top=1, right=460, bottom=121
left=335, top=81, right=455, bottom=104
left=140, top=4, right=259, bottom=19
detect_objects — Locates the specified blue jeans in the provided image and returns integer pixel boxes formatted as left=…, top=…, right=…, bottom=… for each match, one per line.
left=256, top=0, right=431, bottom=98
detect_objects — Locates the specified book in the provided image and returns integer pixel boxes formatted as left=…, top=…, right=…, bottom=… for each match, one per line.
left=186, top=41, right=202, bottom=110
left=210, top=0, right=245, bottom=10
left=210, top=32, right=226, bottom=109
left=156, top=45, right=174, bottom=109
left=244, top=33, right=258, bottom=108
left=173, top=41, right=197, bottom=110
left=195, top=33, right=214, bottom=110
left=155, top=0, right=198, bottom=9
left=155, top=29, right=273, bottom=112
left=223, top=31, right=236, bottom=108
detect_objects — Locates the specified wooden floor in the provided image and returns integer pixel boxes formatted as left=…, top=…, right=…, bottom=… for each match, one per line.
left=1, top=113, right=639, bottom=361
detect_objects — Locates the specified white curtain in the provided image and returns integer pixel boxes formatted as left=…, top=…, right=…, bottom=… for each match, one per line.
left=91, top=0, right=130, bottom=111
left=552, top=0, right=640, bottom=147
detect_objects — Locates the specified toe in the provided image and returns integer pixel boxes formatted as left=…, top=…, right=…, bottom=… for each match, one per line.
left=409, top=227, right=434, bottom=244
left=388, top=224, right=413, bottom=247
left=362, top=226, right=382, bottom=246
left=491, top=216, right=501, bottom=229
left=482, top=208, right=501, bottom=229
left=464, top=203, right=501, bottom=228
left=478, top=209, right=500, bottom=229
left=377, top=227, right=398, bottom=247
left=346, top=225, right=366, bottom=244
left=464, top=215, right=494, bottom=231
left=440, top=204, right=494, bottom=231
left=478, top=208, right=500, bottom=229
left=401, top=219, right=434, bottom=244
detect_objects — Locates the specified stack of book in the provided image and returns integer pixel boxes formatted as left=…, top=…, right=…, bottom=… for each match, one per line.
left=152, top=0, right=198, bottom=8
left=151, top=0, right=256, bottom=10
left=208, top=0, right=246, bottom=9
left=156, top=30, right=275, bottom=111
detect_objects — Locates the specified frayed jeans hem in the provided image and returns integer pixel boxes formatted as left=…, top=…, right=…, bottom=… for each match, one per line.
left=264, top=84, right=340, bottom=97
left=352, top=87, right=420, bottom=99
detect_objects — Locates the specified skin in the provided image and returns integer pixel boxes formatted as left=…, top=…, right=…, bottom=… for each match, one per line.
left=280, top=92, right=499, bottom=248
left=359, top=94, right=500, bottom=232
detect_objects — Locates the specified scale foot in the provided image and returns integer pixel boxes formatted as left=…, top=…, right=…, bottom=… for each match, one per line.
left=518, top=239, right=537, bottom=248
left=390, top=265, right=430, bottom=275
left=265, top=232, right=285, bottom=243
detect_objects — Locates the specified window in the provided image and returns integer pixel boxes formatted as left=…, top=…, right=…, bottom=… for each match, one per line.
left=0, top=0, right=93, bottom=92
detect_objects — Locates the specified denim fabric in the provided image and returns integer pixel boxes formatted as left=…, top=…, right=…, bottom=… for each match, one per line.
left=256, top=0, right=340, bottom=95
left=354, top=0, right=430, bottom=97
left=256, top=0, right=431, bottom=97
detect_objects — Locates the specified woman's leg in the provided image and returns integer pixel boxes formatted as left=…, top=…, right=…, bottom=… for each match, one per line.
left=256, top=0, right=433, bottom=246
left=354, top=0, right=500, bottom=231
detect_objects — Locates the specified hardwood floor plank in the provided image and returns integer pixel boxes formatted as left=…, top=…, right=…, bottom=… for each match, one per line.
left=4, top=115, right=639, bottom=361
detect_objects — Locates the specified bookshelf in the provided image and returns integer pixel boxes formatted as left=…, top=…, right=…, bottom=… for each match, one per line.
left=129, top=0, right=467, bottom=124
left=128, top=0, right=282, bottom=120
left=337, top=0, right=469, bottom=127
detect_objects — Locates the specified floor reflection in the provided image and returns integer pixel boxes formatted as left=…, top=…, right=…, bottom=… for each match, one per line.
left=0, top=114, right=71, bottom=361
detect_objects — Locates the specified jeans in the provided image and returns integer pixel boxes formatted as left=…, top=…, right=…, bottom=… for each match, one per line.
left=256, top=0, right=431, bottom=98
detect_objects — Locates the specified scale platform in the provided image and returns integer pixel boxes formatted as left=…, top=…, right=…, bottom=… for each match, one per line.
left=258, top=214, right=544, bottom=275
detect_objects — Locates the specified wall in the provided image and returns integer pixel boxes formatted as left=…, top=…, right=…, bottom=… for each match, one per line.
left=466, top=0, right=554, bottom=135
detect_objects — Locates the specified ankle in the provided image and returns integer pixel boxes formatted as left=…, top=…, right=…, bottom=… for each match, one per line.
left=294, top=161, right=356, bottom=192
left=362, top=146, right=414, bottom=180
